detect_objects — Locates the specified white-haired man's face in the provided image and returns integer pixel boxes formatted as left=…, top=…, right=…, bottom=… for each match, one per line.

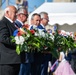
left=4, top=6, right=17, bottom=21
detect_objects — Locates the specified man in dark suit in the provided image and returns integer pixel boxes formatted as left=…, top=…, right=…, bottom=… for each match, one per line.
left=14, top=7, right=33, bottom=75
left=30, top=13, right=42, bottom=75
left=30, top=12, right=52, bottom=75
left=38, top=12, right=52, bottom=75
left=0, top=5, right=25, bottom=75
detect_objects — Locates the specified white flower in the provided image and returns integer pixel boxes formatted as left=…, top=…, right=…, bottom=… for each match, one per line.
left=38, top=29, right=45, bottom=37
left=61, top=30, right=66, bottom=36
left=26, top=34, right=30, bottom=37
left=34, top=32, right=39, bottom=36
left=15, top=36, right=25, bottom=45
left=33, top=25, right=38, bottom=30
left=49, top=33, right=54, bottom=41
left=66, top=32, right=70, bottom=36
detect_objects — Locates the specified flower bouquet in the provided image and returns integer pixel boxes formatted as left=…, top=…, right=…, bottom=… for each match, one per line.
left=11, top=25, right=54, bottom=55
left=54, top=30, right=76, bottom=54
left=11, top=25, right=76, bottom=58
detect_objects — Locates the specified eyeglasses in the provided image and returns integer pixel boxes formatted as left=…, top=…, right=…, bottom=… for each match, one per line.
left=43, top=18, right=49, bottom=21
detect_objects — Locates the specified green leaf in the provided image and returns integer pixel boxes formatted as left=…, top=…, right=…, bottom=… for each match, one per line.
left=16, top=45, right=20, bottom=55
left=51, top=49, right=59, bottom=59
left=32, top=43, right=40, bottom=48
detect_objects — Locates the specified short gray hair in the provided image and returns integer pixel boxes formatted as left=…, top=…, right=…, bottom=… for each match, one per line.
left=39, top=12, right=48, bottom=19
left=31, top=13, right=41, bottom=20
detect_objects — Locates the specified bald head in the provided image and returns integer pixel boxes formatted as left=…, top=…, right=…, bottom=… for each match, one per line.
left=4, top=5, right=17, bottom=21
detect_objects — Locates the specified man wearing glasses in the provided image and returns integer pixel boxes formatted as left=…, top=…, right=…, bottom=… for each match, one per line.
left=37, top=12, right=52, bottom=75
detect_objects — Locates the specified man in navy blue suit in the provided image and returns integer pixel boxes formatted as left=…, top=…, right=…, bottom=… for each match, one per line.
left=14, top=6, right=33, bottom=75
left=38, top=12, right=52, bottom=75
left=30, top=13, right=42, bottom=75
left=30, top=12, right=52, bottom=75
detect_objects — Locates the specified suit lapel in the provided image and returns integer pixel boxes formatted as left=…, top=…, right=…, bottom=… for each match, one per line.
left=38, top=25, right=46, bottom=32
left=15, top=20, right=22, bottom=28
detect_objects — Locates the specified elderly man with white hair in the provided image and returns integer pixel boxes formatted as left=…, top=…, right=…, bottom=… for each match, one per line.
left=0, top=5, right=25, bottom=75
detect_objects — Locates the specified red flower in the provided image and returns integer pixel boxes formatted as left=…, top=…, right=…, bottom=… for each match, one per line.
left=30, top=30, right=35, bottom=34
left=22, top=24, right=29, bottom=29
left=58, top=30, right=61, bottom=34
left=17, top=32, right=22, bottom=36
left=17, top=28, right=26, bottom=36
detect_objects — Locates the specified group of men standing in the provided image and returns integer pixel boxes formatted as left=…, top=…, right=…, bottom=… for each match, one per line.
left=0, top=4, right=76, bottom=75
left=0, top=5, right=52, bottom=75
left=16, top=6, right=52, bottom=75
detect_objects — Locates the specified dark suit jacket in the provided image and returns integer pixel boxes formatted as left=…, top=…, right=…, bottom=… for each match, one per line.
left=37, top=25, right=52, bottom=63
left=0, top=17, right=25, bottom=64
left=38, top=24, right=47, bottom=32
left=37, top=25, right=45, bottom=29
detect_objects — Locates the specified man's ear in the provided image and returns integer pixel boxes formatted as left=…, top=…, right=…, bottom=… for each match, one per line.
left=6, top=10, right=9, bottom=16
left=6, top=10, right=9, bottom=14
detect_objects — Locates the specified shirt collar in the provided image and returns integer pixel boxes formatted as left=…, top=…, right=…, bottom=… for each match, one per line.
left=16, top=19, right=24, bottom=25
left=5, top=16, right=13, bottom=23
